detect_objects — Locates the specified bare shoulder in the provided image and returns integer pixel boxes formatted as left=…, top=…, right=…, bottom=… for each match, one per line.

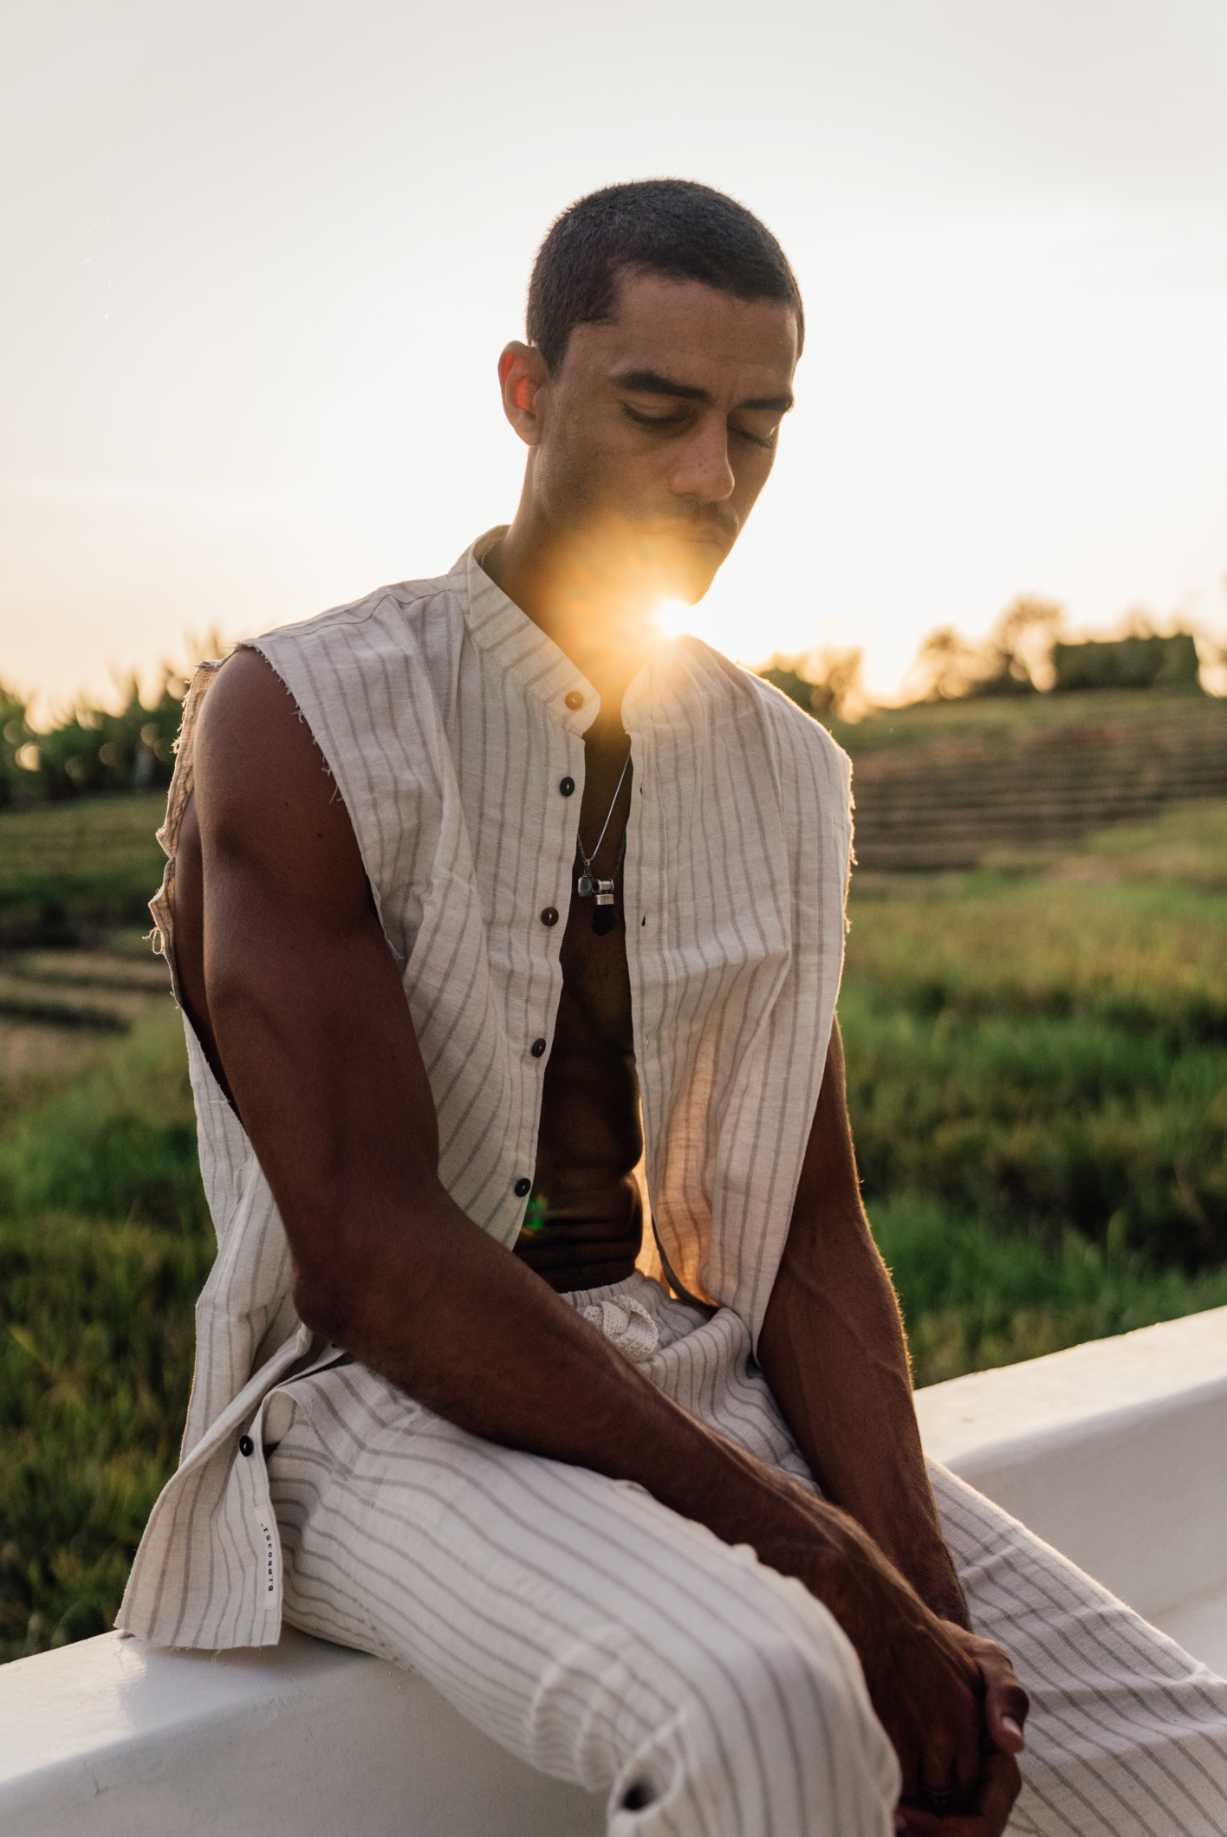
left=193, top=643, right=326, bottom=810
left=192, top=642, right=372, bottom=929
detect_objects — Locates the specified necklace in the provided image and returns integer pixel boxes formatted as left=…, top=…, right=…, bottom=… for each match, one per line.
left=576, top=748, right=632, bottom=934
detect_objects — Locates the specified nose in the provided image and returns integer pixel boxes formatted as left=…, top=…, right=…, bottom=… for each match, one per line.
left=669, top=420, right=735, bottom=504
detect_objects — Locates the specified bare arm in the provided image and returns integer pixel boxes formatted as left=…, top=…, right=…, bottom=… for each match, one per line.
left=757, top=1016, right=1032, bottom=1828
left=193, top=649, right=915, bottom=1621
left=757, top=1013, right=970, bottom=1625
left=193, top=646, right=1016, bottom=1813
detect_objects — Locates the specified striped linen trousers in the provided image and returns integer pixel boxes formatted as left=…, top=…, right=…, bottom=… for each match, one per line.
left=259, top=1271, right=1227, bottom=1835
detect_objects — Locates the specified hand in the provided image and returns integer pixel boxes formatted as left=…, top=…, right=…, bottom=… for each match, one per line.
left=891, top=1624, right=1028, bottom=1837
left=711, top=1458, right=1028, bottom=1833
left=938, top=1623, right=1030, bottom=1764
left=850, top=1600, right=990, bottom=1812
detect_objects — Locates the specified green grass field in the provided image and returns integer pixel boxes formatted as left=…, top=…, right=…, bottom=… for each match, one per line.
left=1, top=705, right=1225, bottom=1658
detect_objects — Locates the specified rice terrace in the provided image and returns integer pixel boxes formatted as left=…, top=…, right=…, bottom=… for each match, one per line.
left=2, top=678, right=1225, bottom=1660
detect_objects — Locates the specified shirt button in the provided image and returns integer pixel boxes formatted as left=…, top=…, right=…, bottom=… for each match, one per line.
left=559, top=776, right=575, bottom=796
left=564, top=689, right=584, bottom=709
left=530, top=1037, right=546, bottom=1056
left=514, top=1177, right=531, bottom=1196
left=238, top=1434, right=254, bottom=1456
left=540, top=906, right=559, bottom=926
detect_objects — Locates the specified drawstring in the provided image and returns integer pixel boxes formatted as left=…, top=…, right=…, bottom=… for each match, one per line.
left=575, top=1292, right=660, bottom=1365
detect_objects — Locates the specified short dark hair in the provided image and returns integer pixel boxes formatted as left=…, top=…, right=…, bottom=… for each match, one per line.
left=525, top=178, right=804, bottom=377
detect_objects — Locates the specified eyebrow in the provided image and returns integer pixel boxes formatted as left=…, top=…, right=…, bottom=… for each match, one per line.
left=610, top=367, right=795, bottom=414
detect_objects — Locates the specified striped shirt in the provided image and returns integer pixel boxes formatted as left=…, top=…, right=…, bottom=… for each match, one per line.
left=114, top=523, right=855, bottom=1650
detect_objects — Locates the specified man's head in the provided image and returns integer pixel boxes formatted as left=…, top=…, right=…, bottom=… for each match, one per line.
left=498, top=179, right=803, bottom=609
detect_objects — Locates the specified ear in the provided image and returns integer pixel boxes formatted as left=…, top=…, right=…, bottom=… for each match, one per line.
left=497, top=341, right=550, bottom=447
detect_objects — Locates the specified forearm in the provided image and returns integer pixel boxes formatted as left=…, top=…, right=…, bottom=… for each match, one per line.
left=757, top=1223, right=970, bottom=1629
left=299, top=1182, right=922, bottom=1651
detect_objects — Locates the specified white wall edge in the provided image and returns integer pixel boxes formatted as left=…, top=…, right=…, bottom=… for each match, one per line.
left=1, top=1307, right=1224, bottom=1837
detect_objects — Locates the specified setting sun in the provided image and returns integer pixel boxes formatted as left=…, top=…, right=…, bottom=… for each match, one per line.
left=653, top=598, right=696, bottom=642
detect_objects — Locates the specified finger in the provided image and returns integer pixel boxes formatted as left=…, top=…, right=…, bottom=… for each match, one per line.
left=894, top=1814, right=939, bottom=1835
left=978, top=1661, right=1030, bottom=1755
left=896, top=1751, right=1022, bottom=1837
left=896, top=1808, right=994, bottom=1835
left=915, top=1770, right=980, bottom=1818
left=922, top=1721, right=983, bottom=1806
left=915, top=1683, right=988, bottom=1807
left=892, top=1807, right=945, bottom=1836
left=901, top=1771, right=979, bottom=1826
left=965, top=1746, right=1023, bottom=1834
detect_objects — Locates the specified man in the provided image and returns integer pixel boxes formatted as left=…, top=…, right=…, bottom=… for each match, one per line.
left=116, top=179, right=1227, bottom=1835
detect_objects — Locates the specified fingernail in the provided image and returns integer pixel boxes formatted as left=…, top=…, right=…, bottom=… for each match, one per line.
left=1002, top=1715, right=1023, bottom=1740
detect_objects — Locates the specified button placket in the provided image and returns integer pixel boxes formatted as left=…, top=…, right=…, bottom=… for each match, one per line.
left=518, top=698, right=585, bottom=1209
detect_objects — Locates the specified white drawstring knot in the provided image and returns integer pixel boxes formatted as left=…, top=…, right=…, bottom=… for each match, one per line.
left=577, top=1294, right=660, bottom=1365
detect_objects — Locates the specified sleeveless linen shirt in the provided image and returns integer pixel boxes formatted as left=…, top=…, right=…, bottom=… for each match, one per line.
left=114, top=525, right=855, bottom=1650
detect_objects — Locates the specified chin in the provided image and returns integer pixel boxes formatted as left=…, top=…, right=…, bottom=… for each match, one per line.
left=664, top=541, right=722, bottom=604
left=614, top=517, right=725, bottom=605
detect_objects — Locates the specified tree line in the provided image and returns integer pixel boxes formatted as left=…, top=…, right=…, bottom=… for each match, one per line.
left=760, top=596, right=1223, bottom=723
left=2, top=600, right=1222, bottom=809
left=0, top=626, right=227, bottom=811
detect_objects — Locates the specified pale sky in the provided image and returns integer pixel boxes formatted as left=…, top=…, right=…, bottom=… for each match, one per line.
left=3, top=0, right=1225, bottom=727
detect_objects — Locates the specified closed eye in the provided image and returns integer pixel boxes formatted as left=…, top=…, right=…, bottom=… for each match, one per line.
left=621, top=406, right=776, bottom=450
left=622, top=407, right=691, bottom=432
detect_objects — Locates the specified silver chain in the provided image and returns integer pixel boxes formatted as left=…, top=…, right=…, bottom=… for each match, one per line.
left=576, top=748, right=632, bottom=872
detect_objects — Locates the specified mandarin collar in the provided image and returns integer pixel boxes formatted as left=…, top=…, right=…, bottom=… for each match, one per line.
left=452, top=524, right=704, bottom=735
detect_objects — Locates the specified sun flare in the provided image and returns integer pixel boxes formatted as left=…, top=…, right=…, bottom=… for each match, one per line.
left=653, top=598, right=699, bottom=641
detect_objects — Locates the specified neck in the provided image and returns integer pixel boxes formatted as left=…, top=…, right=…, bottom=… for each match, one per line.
left=480, top=514, right=666, bottom=720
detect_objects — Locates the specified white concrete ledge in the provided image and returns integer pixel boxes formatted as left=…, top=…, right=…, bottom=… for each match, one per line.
left=912, top=1304, right=1227, bottom=1663
left=0, top=1626, right=605, bottom=1837
left=2, top=1307, right=1224, bottom=1836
